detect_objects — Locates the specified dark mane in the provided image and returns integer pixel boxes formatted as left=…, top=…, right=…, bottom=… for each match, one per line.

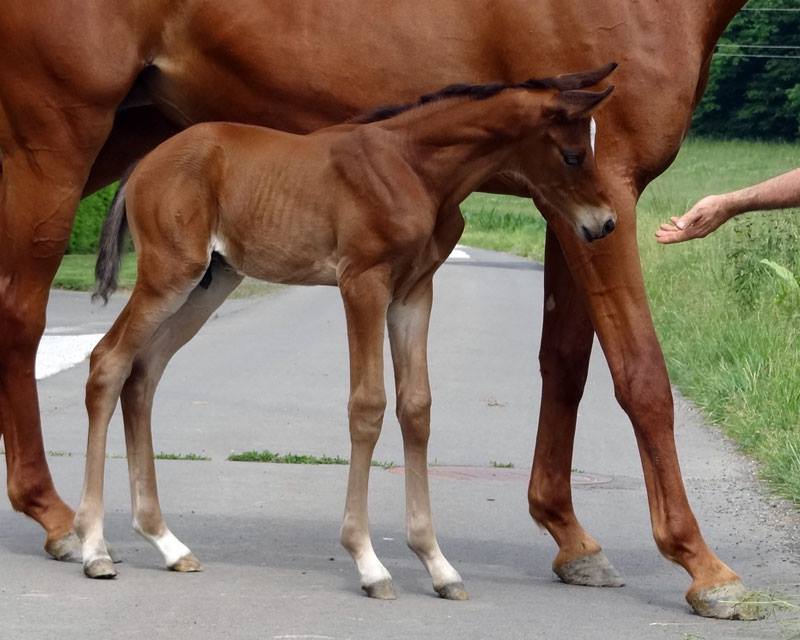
left=352, top=62, right=618, bottom=124
left=353, top=77, right=553, bottom=124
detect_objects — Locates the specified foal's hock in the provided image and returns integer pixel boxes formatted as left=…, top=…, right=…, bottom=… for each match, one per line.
left=74, top=68, right=616, bottom=599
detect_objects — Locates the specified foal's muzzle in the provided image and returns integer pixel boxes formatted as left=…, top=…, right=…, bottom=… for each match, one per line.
left=581, top=217, right=616, bottom=243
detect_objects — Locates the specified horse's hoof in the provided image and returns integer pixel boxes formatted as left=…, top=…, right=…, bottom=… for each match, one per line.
left=362, top=579, right=397, bottom=600
left=45, top=531, right=82, bottom=562
left=84, top=558, right=117, bottom=579
left=687, top=579, right=765, bottom=620
left=169, top=553, right=203, bottom=573
left=553, top=550, right=625, bottom=587
left=436, top=581, right=469, bottom=601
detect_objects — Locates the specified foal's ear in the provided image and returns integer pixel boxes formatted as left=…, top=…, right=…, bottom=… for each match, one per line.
left=547, top=85, right=614, bottom=121
left=544, top=62, right=618, bottom=91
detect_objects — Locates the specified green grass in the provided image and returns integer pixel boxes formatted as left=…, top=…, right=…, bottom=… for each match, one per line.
left=228, top=450, right=349, bottom=465
left=154, top=452, right=211, bottom=461
left=53, top=253, right=137, bottom=291
left=460, top=138, right=800, bottom=505
left=227, top=450, right=395, bottom=468
left=490, top=460, right=515, bottom=468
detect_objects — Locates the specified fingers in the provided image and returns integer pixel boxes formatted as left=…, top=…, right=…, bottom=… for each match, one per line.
left=655, top=196, right=729, bottom=244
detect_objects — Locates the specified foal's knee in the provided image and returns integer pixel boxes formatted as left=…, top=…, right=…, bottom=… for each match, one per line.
left=348, top=387, right=386, bottom=444
left=85, top=341, right=129, bottom=410
left=397, top=391, right=431, bottom=445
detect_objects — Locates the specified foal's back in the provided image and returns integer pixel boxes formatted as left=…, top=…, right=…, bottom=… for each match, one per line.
left=127, top=121, right=376, bottom=287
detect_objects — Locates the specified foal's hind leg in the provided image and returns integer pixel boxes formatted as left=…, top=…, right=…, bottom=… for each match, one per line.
left=339, top=268, right=394, bottom=599
left=387, top=281, right=466, bottom=601
left=75, top=265, right=210, bottom=578
left=120, top=262, right=242, bottom=572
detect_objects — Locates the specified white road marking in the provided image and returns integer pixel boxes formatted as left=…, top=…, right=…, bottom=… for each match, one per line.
left=36, top=334, right=104, bottom=380
left=447, top=245, right=471, bottom=261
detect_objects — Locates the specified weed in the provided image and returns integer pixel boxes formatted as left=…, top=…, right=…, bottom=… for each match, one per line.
left=490, top=461, right=514, bottom=468
left=228, top=450, right=348, bottom=465
left=154, top=452, right=211, bottom=461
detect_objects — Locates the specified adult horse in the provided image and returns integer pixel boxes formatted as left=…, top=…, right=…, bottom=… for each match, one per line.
left=0, top=0, right=747, bottom=618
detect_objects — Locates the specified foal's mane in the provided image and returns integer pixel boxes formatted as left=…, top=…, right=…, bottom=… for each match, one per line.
left=352, top=62, right=617, bottom=124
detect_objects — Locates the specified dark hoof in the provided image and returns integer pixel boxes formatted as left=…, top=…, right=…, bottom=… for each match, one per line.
left=436, top=581, right=469, bottom=601
left=687, top=580, right=766, bottom=620
left=554, top=551, right=625, bottom=587
left=84, top=558, right=117, bottom=579
left=362, top=579, right=397, bottom=600
left=169, top=553, right=203, bottom=573
left=45, top=531, right=82, bottom=562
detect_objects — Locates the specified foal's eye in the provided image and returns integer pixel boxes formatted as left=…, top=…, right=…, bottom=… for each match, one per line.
left=562, top=151, right=585, bottom=167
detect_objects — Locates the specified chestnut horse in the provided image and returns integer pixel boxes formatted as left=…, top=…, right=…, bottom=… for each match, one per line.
left=74, top=75, right=616, bottom=596
left=0, top=0, right=748, bottom=617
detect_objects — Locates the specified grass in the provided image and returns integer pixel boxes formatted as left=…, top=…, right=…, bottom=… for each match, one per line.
left=490, top=461, right=515, bottom=468
left=154, top=452, right=211, bottom=461
left=54, top=254, right=137, bottom=291
left=228, top=450, right=349, bottom=465
left=227, top=450, right=395, bottom=468
left=460, top=138, right=800, bottom=505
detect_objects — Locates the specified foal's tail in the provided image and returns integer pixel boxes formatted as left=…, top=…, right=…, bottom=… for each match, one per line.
left=94, top=165, right=136, bottom=304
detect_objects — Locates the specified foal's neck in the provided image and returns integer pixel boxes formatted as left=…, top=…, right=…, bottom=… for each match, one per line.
left=377, top=92, right=531, bottom=209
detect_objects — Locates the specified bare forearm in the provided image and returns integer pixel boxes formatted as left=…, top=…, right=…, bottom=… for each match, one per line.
left=656, top=167, right=800, bottom=244
left=721, top=168, right=800, bottom=217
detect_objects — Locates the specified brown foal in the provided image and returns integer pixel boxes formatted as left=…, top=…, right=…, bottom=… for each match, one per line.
left=73, top=73, right=616, bottom=599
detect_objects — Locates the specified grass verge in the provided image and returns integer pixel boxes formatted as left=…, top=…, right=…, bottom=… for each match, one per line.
left=460, top=138, right=800, bottom=505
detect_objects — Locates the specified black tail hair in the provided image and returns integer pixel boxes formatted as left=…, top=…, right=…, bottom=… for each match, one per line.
left=94, top=165, right=136, bottom=304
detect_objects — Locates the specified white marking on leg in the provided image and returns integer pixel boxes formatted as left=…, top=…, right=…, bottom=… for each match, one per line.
left=590, top=117, right=597, bottom=155
left=135, top=524, right=192, bottom=567
left=545, top=294, right=556, bottom=312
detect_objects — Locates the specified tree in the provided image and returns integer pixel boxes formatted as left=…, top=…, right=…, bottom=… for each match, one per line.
left=692, top=1, right=800, bottom=141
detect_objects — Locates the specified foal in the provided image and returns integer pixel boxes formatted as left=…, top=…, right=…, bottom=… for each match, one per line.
left=74, top=68, right=617, bottom=599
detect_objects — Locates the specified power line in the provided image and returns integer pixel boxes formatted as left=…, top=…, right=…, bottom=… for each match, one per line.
left=741, top=7, right=800, bottom=11
left=718, top=44, right=800, bottom=49
left=713, top=52, right=800, bottom=59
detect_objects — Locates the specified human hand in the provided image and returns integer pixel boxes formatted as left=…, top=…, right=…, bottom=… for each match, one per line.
left=655, top=195, right=732, bottom=244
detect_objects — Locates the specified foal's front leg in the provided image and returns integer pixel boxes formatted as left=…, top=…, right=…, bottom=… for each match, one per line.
left=387, top=281, right=466, bottom=600
left=339, top=269, right=394, bottom=599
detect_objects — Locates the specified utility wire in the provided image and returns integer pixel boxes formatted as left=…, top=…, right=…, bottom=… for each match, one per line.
left=718, top=44, right=800, bottom=49
left=713, top=52, right=800, bottom=59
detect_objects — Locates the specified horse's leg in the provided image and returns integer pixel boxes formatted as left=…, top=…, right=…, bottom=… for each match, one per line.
left=120, top=262, right=242, bottom=571
left=544, top=190, right=747, bottom=619
left=0, top=110, right=118, bottom=560
left=75, top=259, right=209, bottom=578
left=529, top=226, right=623, bottom=587
left=339, top=268, right=394, bottom=599
left=387, top=280, right=466, bottom=600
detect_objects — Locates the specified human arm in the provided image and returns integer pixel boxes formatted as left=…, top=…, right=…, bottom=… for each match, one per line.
left=655, top=168, right=800, bottom=244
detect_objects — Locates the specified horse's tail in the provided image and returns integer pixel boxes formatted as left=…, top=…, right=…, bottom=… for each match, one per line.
left=94, top=166, right=136, bottom=304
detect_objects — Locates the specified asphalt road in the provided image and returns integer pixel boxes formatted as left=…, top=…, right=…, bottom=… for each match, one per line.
left=1, top=246, right=798, bottom=640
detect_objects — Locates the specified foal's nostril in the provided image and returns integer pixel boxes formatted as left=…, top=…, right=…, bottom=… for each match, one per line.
left=602, top=218, right=616, bottom=237
left=581, top=225, right=594, bottom=243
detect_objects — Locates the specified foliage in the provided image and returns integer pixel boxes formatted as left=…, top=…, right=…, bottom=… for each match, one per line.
left=693, top=1, right=800, bottom=141
left=68, top=186, right=117, bottom=254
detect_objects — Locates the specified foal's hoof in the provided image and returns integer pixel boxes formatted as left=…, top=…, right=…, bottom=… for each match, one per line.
left=45, top=531, right=82, bottom=562
left=687, top=580, right=765, bottom=620
left=169, top=553, right=203, bottom=573
left=84, top=558, right=117, bottom=579
left=436, top=581, right=469, bottom=601
left=554, top=550, right=625, bottom=587
left=362, top=579, right=397, bottom=600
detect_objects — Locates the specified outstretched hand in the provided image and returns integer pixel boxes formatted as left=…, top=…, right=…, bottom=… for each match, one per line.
left=655, top=195, right=731, bottom=244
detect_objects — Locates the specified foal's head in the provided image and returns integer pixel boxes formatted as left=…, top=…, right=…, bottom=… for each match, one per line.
left=503, top=66, right=618, bottom=243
